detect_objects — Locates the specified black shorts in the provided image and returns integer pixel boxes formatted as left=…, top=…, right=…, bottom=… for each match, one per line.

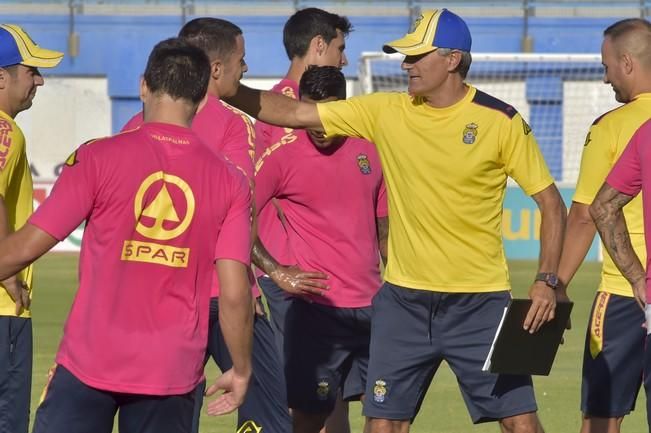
left=363, top=282, right=537, bottom=423
left=582, top=292, right=645, bottom=417
left=257, top=276, right=293, bottom=360
left=0, top=316, right=31, bottom=433
left=191, top=296, right=291, bottom=433
left=33, top=365, right=194, bottom=433
left=284, top=299, right=371, bottom=414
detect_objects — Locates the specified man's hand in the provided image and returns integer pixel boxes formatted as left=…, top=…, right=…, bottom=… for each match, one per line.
left=205, top=368, right=250, bottom=416
left=3, top=276, right=29, bottom=315
left=523, top=281, right=556, bottom=333
left=269, top=265, right=329, bottom=297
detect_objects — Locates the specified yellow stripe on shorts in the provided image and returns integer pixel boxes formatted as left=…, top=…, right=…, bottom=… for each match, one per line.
left=38, top=364, right=57, bottom=405
left=589, top=292, right=610, bottom=359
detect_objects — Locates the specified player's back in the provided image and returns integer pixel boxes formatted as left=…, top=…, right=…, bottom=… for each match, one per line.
left=32, top=121, right=250, bottom=395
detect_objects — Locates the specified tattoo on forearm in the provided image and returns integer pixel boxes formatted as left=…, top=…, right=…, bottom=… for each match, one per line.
left=251, top=239, right=279, bottom=275
left=592, top=186, right=644, bottom=286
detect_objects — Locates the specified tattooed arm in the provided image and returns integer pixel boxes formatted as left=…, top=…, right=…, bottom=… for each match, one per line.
left=377, top=216, right=389, bottom=267
left=590, top=183, right=646, bottom=308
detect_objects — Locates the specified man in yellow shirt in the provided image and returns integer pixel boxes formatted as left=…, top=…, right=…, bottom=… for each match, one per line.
left=0, top=24, right=63, bottom=433
left=225, top=8, right=566, bottom=433
left=558, top=18, right=651, bottom=433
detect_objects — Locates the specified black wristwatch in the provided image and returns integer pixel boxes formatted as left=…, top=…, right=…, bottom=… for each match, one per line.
left=534, top=272, right=560, bottom=290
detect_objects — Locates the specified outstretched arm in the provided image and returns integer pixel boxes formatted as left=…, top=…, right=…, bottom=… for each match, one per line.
left=590, top=183, right=645, bottom=307
left=524, top=183, right=567, bottom=333
left=226, top=84, right=323, bottom=131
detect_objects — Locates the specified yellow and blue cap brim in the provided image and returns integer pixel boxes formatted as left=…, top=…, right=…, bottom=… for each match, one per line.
left=383, top=9, right=472, bottom=56
left=0, top=24, right=63, bottom=68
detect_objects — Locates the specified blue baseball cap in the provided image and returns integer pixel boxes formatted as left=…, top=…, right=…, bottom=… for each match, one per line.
left=0, top=24, right=63, bottom=68
left=383, top=9, right=472, bottom=55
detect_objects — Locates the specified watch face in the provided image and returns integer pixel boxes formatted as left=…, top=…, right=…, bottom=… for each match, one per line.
left=547, top=275, right=559, bottom=287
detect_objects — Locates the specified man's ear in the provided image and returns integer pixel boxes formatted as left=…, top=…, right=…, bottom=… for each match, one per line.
left=310, top=35, right=326, bottom=57
left=0, top=68, right=9, bottom=91
left=447, top=51, right=463, bottom=73
left=622, top=52, right=635, bottom=75
left=211, top=60, right=222, bottom=80
left=139, top=77, right=147, bottom=102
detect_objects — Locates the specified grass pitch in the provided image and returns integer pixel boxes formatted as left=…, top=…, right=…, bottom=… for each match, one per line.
left=30, top=254, right=646, bottom=432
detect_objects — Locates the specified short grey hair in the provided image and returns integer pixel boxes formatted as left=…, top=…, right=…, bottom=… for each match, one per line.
left=437, top=48, right=472, bottom=79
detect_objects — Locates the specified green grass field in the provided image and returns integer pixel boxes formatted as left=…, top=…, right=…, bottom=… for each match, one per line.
left=30, top=254, right=647, bottom=432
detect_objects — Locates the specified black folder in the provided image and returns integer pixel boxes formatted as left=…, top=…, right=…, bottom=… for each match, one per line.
left=482, top=299, right=573, bottom=376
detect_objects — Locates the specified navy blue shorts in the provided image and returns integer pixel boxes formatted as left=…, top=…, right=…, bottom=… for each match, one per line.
left=364, top=282, right=537, bottom=423
left=33, top=364, right=194, bottom=433
left=257, top=276, right=293, bottom=359
left=284, top=298, right=371, bottom=414
left=582, top=292, right=645, bottom=417
left=191, top=296, right=291, bottom=433
left=643, top=333, right=651, bottom=430
left=0, top=316, right=31, bottom=433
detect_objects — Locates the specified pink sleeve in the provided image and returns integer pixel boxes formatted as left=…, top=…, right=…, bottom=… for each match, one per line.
left=214, top=170, right=253, bottom=265
left=254, top=151, right=283, bottom=215
left=606, top=125, right=644, bottom=197
left=222, top=114, right=255, bottom=181
left=121, top=112, right=144, bottom=133
left=376, top=178, right=388, bottom=218
left=29, top=144, right=97, bottom=240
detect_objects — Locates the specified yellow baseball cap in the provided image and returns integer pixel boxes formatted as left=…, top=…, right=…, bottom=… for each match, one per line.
left=383, top=9, right=472, bottom=56
left=0, top=24, right=64, bottom=68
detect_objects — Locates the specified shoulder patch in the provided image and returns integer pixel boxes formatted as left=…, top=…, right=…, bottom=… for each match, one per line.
left=471, top=90, right=517, bottom=119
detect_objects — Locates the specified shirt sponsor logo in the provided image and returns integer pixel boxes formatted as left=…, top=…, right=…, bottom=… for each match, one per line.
left=357, top=154, right=372, bottom=175
left=589, top=292, right=609, bottom=358
left=0, top=118, right=13, bottom=170
left=462, top=123, right=478, bottom=144
left=237, top=420, right=262, bottom=433
left=121, top=171, right=195, bottom=268
left=373, top=379, right=387, bottom=403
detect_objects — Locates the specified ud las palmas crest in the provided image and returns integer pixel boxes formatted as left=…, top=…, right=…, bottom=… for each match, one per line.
left=463, top=123, right=478, bottom=144
left=121, top=171, right=195, bottom=268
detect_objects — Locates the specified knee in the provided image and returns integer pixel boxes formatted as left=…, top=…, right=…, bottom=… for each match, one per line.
left=500, top=412, right=544, bottom=433
left=364, top=417, right=410, bottom=433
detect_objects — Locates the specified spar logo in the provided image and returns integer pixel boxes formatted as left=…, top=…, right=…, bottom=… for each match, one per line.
left=121, top=171, right=195, bottom=268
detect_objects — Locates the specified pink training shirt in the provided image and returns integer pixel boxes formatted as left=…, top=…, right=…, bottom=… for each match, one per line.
left=253, top=78, right=299, bottom=276
left=606, top=118, right=651, bottom=301
left=255, top=129, right=387, bottom=308
left=30, top=123, right=252, bottom=395
left=123, top=96, right=258, bottom=298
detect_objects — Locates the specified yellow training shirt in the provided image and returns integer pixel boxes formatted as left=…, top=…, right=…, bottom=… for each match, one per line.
left=318, top=86, right=553, bottom=293
left=573, top=93, right=651, bottom=297
left=0, top=110, right=33, bottom=317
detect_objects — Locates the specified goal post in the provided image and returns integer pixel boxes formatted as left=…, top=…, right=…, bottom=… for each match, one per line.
left=358, top=52, right=618, bottom=187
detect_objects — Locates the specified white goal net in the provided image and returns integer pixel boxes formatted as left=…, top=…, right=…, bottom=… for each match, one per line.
left=358, top=52, right=619, bottom=186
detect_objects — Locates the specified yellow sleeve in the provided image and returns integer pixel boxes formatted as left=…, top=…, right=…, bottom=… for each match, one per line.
left=500, top=113, right=554, bottom=196
left=573, top=121, right=616, bottom=205
left=317, top=93, right=387, bottom=142
left=0, top=123, right=25, bottom=197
